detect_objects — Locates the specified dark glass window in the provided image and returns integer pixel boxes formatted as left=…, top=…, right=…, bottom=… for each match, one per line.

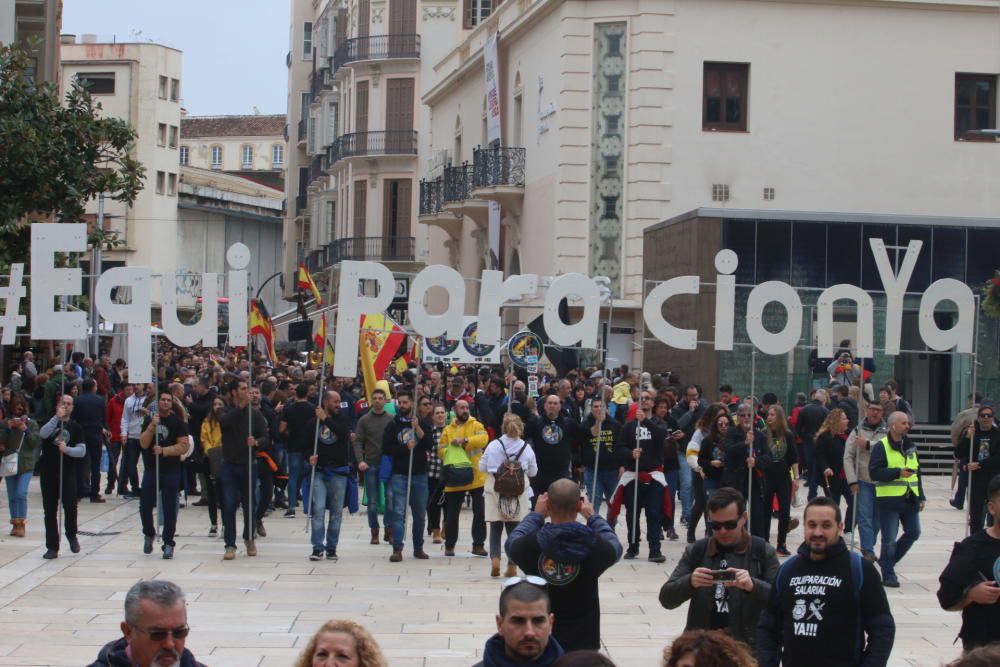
left=955, top=73, right=997, bottom=141
left=756, top=221, right=791, bottom=283
left=897, top=226, right=932, bottom=292
left=791, top=222, right=827, bottom=288
left=966, top=227, right=1000, bottom=286
left=723, top=219, right=756, bottom=284
left=860, top=224, right=897, bottom=291
left=75, top=72, right=115, bottom=94
left=827, top=223, right=862, bottom=288
left=931, top=228, right=966, bottom=282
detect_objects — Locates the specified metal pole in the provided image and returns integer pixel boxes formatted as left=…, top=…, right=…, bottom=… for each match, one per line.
left=748, top=350, right=756, bottom=534
left=850, top=356, right=864, bottom=551
left=966, top=305, right=980, bottom=537
left=248, top=317, right=255, bottom=546
left=57, top=342, right=66, bottom=545
left=591, top=408, right=603, bottom=503
left=305, top=352, right=327, bottom=532
left=403, top=439, right=414, bottom=548
left=153, top=335, right=160, bottom=542
left=90, top=194, right=104, bottom=360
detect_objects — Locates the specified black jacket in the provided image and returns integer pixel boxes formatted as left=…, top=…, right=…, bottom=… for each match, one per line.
left=87, top=637, right=207, bottom=667
left=796, top=400, right=829, bottom=446
left=471, top=633, right=564, bottom=667
left=382, top=413, right=433, bottom=476
left=507, top=512, right=622, bottom=652
left=956, top=426, right=1000, bottom=486
left=73, top=392, right=106, bottom=437
left=816, top=432, right=848, bottom=479
left=757, top=538, right=895, bottom=667
left=525, top=414, right=582, bottom=484
left=660, top=531, right=779, bottom=649
left=937, top=530, right=1000, bottom=650
left=722, top=427, right=771, bottom=493
left=217, top=404, right=269, bottom=466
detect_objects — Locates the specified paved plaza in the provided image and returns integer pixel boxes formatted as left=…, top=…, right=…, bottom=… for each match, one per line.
left=0, top=476, right=971, bottom=666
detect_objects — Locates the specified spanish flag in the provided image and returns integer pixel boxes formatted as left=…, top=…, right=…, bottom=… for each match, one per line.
left=248, top=299, right=278, bottom=364
left=297, top=263, right=323, bottom=305
left=313, top=313, right=334, bottom=366
left=359, top=313, right=406, bottom=402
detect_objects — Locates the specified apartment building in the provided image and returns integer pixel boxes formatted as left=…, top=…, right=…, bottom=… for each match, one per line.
left=281, top=0, right=459, bottom=322
left=180, top=114, right=287, bottom=190
left=419, top=0, right=1000, bottom=368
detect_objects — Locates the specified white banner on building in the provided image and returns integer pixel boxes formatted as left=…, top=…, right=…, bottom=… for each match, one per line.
left=484, top=31, right=502, bottom=270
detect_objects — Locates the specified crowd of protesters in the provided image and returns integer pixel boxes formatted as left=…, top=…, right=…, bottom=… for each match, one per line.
left=2, top=338, right=999, bottom=665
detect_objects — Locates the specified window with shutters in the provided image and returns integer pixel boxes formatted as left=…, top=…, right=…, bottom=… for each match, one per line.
left=955, top=73, right=997, bottom=141
left=463, top=0, right=492, bottom=28
left=353, top=181, right=368, bottom=239
left=356, top=81, right=370, bottom=133
left=703, top=62, right=749, bottom=132
left=385, top=78, right=414, bottom=153
left=358, top=0, right=370, bottom=38
left=383, top=179, right=412, bottom=242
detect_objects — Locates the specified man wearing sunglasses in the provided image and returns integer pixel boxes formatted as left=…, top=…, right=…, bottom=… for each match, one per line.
left=88, top=580, right=206, bottom=667
left=660, top=486, right=779, bottom=651
left=472, top=578, right=564, bottom=667
left=956, top=404, right=999, bottom=533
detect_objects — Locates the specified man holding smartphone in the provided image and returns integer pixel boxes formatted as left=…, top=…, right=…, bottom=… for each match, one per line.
left=659, top=487, right=779, bottom=651
left=869, top=411, right=924, bottom=588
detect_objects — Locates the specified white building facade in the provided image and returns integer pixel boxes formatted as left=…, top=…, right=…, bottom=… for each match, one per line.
left=419, top=0, right=1000, bottom=365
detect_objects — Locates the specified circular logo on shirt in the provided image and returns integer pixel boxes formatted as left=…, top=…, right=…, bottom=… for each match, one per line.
left=58, top=428, right=70, bottom=443
left=792, top=599, right=807, bottom=621
left=398, top=426, right=415, bottom=446
left=156, top=424, right=170, bottom=441
left=538, top=555, right=580, bottom=586
left=318, top=425, right=337, bottom=445
left=541, top=423, right=563, bottom=445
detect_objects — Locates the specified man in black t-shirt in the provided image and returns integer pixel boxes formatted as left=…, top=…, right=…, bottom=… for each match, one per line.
left=279, top=383, right=317, bottom=517
left=139, top=392, right=190, bottom=559
left=38, top=395, right=87, bottom=559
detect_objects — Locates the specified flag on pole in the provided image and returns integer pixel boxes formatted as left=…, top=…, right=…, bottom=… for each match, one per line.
left=359, top=313, right=406, bottom=402
left=248, top=299, right=278, bottom=364
left=314, top=313, right=334, bottom=366
left=297, top=262, right=323, bottom=305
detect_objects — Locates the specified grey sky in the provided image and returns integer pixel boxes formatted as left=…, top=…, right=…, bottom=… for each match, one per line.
left=62, top=0, right=288, bottom=116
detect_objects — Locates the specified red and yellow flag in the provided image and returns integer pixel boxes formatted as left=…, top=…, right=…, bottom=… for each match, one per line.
left=248, top=299, right=278, bottom=364
left=313, top=313, right=333, bottom=367
left=359, top=313, right=406, bottom=402
left=297, top=262, right=323, bottom=305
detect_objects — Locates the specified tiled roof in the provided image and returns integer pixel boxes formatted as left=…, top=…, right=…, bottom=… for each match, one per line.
left=181, top=114, right=286, bottom=138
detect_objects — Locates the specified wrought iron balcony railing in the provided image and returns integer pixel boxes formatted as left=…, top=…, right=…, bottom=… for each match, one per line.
left=443, top=163, right=473, bottom=204
left=328, top=236, right=415, bottom=263
left=472, top=146, right=527, bottom=188
left=333, top=34, right=421, bottom=72
left=419, top=179, right=445, bottom=215
left=333, top=130, right=418, bottom=161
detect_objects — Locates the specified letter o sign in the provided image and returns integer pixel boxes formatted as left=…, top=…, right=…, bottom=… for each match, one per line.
left=745, top=281, right=802, bottom=356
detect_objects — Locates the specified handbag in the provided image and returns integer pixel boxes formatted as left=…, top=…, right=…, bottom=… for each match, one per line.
left=1, top=451, right=18, bottom=477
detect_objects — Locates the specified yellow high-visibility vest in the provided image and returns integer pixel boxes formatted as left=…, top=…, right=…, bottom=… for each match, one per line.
left=874, top=436, right=920, bottom=498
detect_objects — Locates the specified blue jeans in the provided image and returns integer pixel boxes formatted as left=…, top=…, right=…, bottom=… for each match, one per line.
left=855, top=481, right=880, bottom=553
left=310, top=470, right=348, bottom=552
left=5, top=471, right=32, bottom=519
left=583, top=468, right=620, bottom=518
left=140, top=468, right=180, bottom=546
left=677, top=456, right=692, bottom=521
left=364, top=469, right=382, bottom=529
left=286, top=452, right=310, bottom=512
left=390, top=473, right=428, bottom=551
left=877, top=497, right=921, bottom=582
left=220, top=462, right=257, bottom=548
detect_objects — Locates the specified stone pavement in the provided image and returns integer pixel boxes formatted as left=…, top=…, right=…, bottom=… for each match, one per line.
left=0, top=476, right=971, bottom=666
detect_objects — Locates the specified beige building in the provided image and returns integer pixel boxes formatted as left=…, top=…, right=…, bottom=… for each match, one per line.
left=180, top=114, right=286, bottom=190
left=60, top=36, right=184, bottom=304
left=419, top=0, right=1000, bottom=366
left=281, top=0, right=462, bottom=323
left=1, top=0, right=61, bottom=83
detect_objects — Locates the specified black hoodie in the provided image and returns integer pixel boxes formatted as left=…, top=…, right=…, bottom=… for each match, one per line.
left=471, top=632, right=565, bottom=667
left=937, top=529, right=1000, bottom=650
left=506, top=511, right=622, bottom=652
left=86, top=637, right=207, bottom=667
left=757, top=538, right=894, bottom=667
left=382, top=412, right=433, bottom=476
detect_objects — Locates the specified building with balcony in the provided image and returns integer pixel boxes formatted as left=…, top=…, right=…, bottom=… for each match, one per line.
left=421, top=0, right=1000, bottom=368
left=180, top=113, right=286, bottom=190
left=1, top=0, right=62, bottom=84
left=281, top=0, right=465, bottom=325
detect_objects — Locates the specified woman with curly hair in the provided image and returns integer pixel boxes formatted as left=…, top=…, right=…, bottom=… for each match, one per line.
left=815, top=408, right=854, bottom=533
left=294, top=619, right=387, bottom=667
left=662, top=629, right=757, bottom=667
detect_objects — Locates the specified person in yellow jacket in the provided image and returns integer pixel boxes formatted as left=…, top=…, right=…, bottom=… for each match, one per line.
left=200, top=397, right=225, bottom=537
left=439, top=399, right=489, bottom=557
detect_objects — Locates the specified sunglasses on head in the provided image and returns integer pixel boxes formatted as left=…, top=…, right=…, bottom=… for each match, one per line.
left=132, top=625, right=190, bottom=642
left=707, top=519, right=740, bottom=531
left=502, top=575, right=546, bottom=589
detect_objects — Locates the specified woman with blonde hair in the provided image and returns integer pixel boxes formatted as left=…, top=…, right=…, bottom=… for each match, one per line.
left=480, top=412, right=538, bottom=577
left=762, top=404, right=799, bottom=555
left=815, top=408, right=854, bottom=533
left=294, top=619, right=387, bottom=667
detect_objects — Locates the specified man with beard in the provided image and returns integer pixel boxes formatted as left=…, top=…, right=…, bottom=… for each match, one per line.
left=87, top=580, right=206, bottom=667
left=308, top=390, right=354, bottom=562
left=39, top=395, right=86, bottom=559
left=383, top=391, right=433, bottom=562
left=471, top=581, right=564, bottom=667
left=955, top=405, right=1000, bottom=534
left=138, top=392, right=190, bottom=559
left=506, top=479, right=622, bottom=652
left=525, top=395, right=583, bottom=502
left=354, top=388, right=395, bottom=544
left=578, top=397, right=622, bottom=518
left=757, top=497, right=894, bottom=667
left=440, top=399, right=490, bottom=557
left=845, top=402, right=888, bottom=562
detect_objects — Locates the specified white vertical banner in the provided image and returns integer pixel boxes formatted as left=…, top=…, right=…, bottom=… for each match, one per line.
left=484, top=31, right=502, bottom=270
